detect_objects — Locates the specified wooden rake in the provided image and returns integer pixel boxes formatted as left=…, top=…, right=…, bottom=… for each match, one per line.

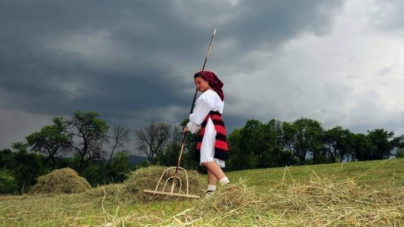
left=143, top=132, right=199, bottom=199
left=143, top=28, right=217, bottom=199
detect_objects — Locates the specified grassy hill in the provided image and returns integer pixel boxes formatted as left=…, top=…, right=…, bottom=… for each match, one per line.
left=1, top=159, right=404, bottom=226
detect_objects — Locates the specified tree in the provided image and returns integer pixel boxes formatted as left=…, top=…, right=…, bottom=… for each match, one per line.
left=240, top=120, right=270, bottom=168
left=345, top=132, right=357, bottom=162
left=135, top=122, right=171, bottom=164
left=322, top=126, right=351, bottom=163
left=26, top=117, right=71, bottom=169
left=67, top=111, right=109, bottom=174
left=366, top=129, right=394, bottom=160
left=391, top=135, right=404, bottom=150
left=335, top=128, right=352, bottom=162
left=11, top=142, right=47, bottom=193
left=227, top=128, right=257, bottom=170
left=293, top=118, right=323, bottom=163
left=352, top=133, right=373, bottom=161
left=266, top=119, right=296, bottom=166
left=107, top=124, right=131, bottom=166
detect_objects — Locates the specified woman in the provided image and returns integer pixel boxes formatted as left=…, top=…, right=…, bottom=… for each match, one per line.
left=183, top=71, right=230, bottom=196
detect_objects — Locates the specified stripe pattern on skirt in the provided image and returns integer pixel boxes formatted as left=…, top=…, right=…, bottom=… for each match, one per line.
left=195, top=111, right=229, bottom=162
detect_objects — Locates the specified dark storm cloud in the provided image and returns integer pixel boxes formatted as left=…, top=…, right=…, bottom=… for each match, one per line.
left=0, top=0, right=346, bottom=141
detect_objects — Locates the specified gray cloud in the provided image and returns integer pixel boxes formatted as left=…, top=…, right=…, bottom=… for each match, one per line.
left=0, top=0, right=355, bottom=149
left=371, top=0, right=404, bottom=32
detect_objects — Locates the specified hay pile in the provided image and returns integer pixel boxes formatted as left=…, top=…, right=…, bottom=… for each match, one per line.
left=124, top=166, right=205, bottom=201
left=30, top=168, right=91, bottom=194
left=84, top=166, right=205, bottom=203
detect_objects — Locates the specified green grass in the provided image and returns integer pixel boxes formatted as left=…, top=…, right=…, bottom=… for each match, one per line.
left=228, top=159, right=404, bottom=189
left=1, top=159, right=404, bottom=226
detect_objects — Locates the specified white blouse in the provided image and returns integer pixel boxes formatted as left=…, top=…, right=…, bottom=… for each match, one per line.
left=187, top=89, right=226, bottom=167
left=187, top=89, right=224, bottom=133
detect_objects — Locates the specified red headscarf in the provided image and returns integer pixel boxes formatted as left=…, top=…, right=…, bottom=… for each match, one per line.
left=194, top=71, right=224, bottom=101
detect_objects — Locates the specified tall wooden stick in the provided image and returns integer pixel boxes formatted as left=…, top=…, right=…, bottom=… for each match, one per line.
left=175, top=28, right=217, bottom=175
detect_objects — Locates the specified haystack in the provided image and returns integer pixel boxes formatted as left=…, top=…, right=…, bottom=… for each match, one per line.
left=30, top=168, right=91, bottom=194
left=124, top=166, right=205, bottom=199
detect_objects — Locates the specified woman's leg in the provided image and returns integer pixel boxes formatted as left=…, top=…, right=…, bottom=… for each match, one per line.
left=207, top=169, right=218, bottom=185
left=203, top=161, right=225, bottom=181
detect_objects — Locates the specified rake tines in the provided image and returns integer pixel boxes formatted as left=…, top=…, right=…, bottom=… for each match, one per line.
left=143, top=167, right=200, bottom=199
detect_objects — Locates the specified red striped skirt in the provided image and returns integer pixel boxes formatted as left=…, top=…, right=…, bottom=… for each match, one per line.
left=195, top=111, right=229, bottom=162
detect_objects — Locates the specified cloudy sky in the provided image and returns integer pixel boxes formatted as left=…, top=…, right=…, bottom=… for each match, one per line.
left=1, top=0, right=404, bottom=152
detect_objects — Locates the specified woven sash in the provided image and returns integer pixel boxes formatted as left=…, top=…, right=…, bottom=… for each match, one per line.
left=195, top=111, right=229, bottom=162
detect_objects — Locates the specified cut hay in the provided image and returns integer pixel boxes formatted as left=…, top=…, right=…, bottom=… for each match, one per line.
left=265, top=176, right=404, bottom=226
left=124, top=166, right=205, bottom=201
left=157, top=176, right=404, bottom=226
left=30, top=168, right=91, bottom=194
left=85, top=184, right=125, bottom=197
left=200, top=180, right=259, bottom=213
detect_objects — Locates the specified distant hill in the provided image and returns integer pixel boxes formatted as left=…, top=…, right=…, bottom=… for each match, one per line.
left=127, top=155, right=147, bottom=165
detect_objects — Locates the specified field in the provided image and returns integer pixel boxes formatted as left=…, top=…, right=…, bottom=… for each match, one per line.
left=1, top=159, right=404, bottom=226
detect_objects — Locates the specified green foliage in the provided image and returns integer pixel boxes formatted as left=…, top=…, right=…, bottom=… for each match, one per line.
left=26, top=117, right=71, bottom=169
left=293, top=118, right=323, bottom=163
left=0, top=149, right=47, bottom=194
left=11, top=142, right=29, bottom=153
left=0, top=149, right=14, bottom=169
left=138, top=159, right=152, bottom=168
left=266, top=120, right=296, bottom=166
left=240, top=119, right=272, bottom=168
left=391, top=135, right=404, bottom=150
left=225, top=117, right=402, bottom=170
left=227, top=128, right=258, bottom=170
left=322, top=126, right=352, bottom=163
left=365, top=129, right=394, bottom=160
left=81, top=163, right=107, bottom=187
left=396, top=149, right=404, bottom=159
left=106, top=151, right=131, bottom=183
left=157, top=143, right=181, bottom=166
left=11, top=150, right=48, bottom=193
left=0, top=168, right=18, bottom=194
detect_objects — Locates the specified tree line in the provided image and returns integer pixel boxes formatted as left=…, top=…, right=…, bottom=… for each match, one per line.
left=1, top=111, right=403, bottom=194
left=226, top=118, right=404, bottom=170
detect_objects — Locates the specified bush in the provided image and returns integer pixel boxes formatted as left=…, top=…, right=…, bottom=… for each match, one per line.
left=0, top=168, right=18, bottom=194
left=81, top=163, right=107, bottom=186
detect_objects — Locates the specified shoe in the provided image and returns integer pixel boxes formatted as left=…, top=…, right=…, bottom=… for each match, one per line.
left=205, top=190, right=215, bottom=198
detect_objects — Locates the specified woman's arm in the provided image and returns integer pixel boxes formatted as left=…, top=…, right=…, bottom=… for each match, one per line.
left=186, top=95, right=213, bottom=134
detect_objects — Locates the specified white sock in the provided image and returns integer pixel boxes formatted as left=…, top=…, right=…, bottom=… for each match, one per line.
left=219, top=177, right=230, bottom=185
left=207, top=185, right=217, bottom=192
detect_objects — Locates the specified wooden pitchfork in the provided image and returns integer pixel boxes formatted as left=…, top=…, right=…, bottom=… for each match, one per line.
left=143, top=28, right=217, bottom=199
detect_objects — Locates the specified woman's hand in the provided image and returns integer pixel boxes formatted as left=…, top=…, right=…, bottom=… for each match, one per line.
left=183, top=126, right=189, bottom=134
